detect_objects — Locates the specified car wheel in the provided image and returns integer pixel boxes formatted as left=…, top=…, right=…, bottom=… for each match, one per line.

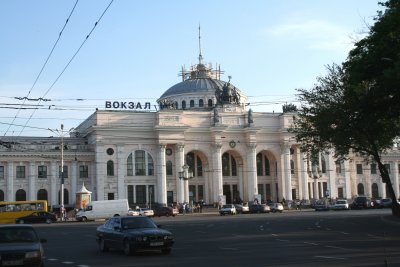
left=99, top=238, right=108, bottom=252
left=81, top=217, right=88, bottom=222
left=18, top=220, right=24, bottom=224
left=123, top=240, right=134, bottom=256
left=162, top=248, right=171, bottom=254
left=45, top=218, right=52, bottom=224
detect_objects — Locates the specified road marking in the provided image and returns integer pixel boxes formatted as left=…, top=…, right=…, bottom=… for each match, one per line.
left=271, top=234, right=278, bottom=236
left=303, top=242, right=318, bottom=246
left=314, top=256, right=346, bottom=260
left=340, top=232, right=349, bottom=235
left=61, top=262, right=74, bottom=264
left=325, top=245, right=345, bottom=249
left=77, top=265, right=90, bottom=267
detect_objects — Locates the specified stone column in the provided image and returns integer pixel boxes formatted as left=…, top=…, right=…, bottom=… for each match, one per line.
left=238, top=164, right=244, bottom=202
left=175, top=144, right=185, bottom=203
left=28, top=162, right=36, bottom=200
left=212, top=143, right=223, bottom=203
left=117, top=145, right=125, bottom=199
left=295, top=147, right=302, bottom=199
left=246, top=144, right=257, bottom=202
left=95, top=145, right=105, bottom=201
left=392, top=162, right=399, bottom=199
left=326, top=152, right=337, bottom=199
left=71, top=161, right=77, bottom=205
left=6, top=161, right=14, bottom=201
left=157, top=144, right=167, bottom=205
left=343, top=160, right=352, bottom=199
left=300, top=152, right=309, bottom=200
left=282, top=144, right=292, bottom=200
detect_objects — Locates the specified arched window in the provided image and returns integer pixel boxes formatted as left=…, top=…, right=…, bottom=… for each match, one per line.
left=127, top=151, right=154, bottom=176
left=256, top=153, right=263, bottom=176
left=357, top=183, right=365, bottom=195
left=199, top=99, right=204, bottom=107
left=37, top=189, right=48, bottom=201
left=166, top=161, right=173, bottom=176
left=107, top=160, right=114, bottom=176
left=186, top=152, right=203, bottom=177
left=371, top=183, right=379, bottom=198
left=208, top=99, right=213, bottom=107
left=0, top=190, right=4, bottom=201
left=190, top=100, right=195, bottom=108
left=222, top=152, right=237, bottom=176
left=290, top=160, right=295, bottom=174
left=58, top=188, right=69, bottom=205
left=265, top=156, right=270, bottom=176
left=182, top=100, right=186, bottom=109
left=321, top=156, right=326, bottom=173
left=16, top=189, right=26, bottom=201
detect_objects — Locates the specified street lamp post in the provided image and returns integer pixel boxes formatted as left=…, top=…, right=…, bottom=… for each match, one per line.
left=178, top=164, right=193, bottom=181
left=49, top=124, right=74, bottom=221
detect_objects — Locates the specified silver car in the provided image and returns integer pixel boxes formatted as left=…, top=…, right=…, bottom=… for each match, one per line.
left=268, top=202, right=284, bottom=213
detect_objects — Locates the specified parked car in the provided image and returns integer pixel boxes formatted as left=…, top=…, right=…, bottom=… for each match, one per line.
left=136, top=208, right=154, bottom=217
left=154, top=207, right=178, bottom=217
left=234, top=204, right=249, bottom=214
left=249, top=204, right=270, bottom=213
left=331, top=199, right=349, bottom=210
left=15, top=211, right=57, bottom=224
left=351, top=196, right=373, bottom=209
left=314, top=201, right=330, bottom=211
left=219, top=204, right=237, bottom=215
left=96, top=216, right=174, bottom=255
left=128, top=209, right=140, bottom=216
left=379, top=198, right=393, bottom=208
left=268, top=202, right=284, bottom=213
left=0, top=224, right=47, bottom=267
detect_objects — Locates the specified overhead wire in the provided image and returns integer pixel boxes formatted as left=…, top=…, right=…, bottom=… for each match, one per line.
left=3, top=0, right=80, bottom=137
left=16, top=0, right=114, bottom=137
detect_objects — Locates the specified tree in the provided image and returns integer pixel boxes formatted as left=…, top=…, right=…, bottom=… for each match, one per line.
left=291, top=0, right=400, bottom=216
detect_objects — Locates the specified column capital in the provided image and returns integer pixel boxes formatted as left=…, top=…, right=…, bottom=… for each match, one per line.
left=159, top=144, right=166, bottom=150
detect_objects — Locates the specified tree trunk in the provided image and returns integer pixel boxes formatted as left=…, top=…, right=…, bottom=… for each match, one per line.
left=377, top=160, right=400, bottom=217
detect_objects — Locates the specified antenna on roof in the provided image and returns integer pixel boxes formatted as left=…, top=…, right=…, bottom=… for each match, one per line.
left=198, top=25, right=203, bottom=65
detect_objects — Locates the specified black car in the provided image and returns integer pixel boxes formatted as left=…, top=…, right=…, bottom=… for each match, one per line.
left=153, top=207, right=178, bottom=217
left=0, top=224, right=46, bottom=267
left=96, top=216, right=174, bottom=255
left=249, top=204, right=270, bottom=213
left=16, top=211, right=57, bottom=224
left=350, top=196, right=373, bottom=209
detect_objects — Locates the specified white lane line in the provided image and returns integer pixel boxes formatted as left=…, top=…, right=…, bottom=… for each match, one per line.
left=314, top=256, right=346, bottom=260
left=61, top=262, right=74, bottom=264
left=303, top=242, right=318, bottom=246
left=47, top=259, right=58, bottom=261
left=340, top=232, right=349, bottom=235
left=271, top=234, right=278, bottom=236
left=325, top=245, right=345, bottom=249
left=77, top=265, right=91, bottom=267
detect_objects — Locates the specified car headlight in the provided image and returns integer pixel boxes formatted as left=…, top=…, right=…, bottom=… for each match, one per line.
left=25, top=251, right=41, bottom=259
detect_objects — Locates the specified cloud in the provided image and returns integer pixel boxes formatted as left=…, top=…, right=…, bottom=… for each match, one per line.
left=265, top=19, right=359, bottom=52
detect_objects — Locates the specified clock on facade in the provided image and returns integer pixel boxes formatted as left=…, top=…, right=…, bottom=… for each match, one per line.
left=229, top=140, right=236, bottom=148
left=106, top=148, right=114, bottom=155
left=166, top=148, right=172, bottom=155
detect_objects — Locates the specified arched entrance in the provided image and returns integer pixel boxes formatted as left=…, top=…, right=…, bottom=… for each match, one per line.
left=256, top=150, right=278, bottom=203
left=186, top=150, right=208, bottom=203
left=16, top=189, right=26, bottom=201
left=221, top=150, right=243, bottom=204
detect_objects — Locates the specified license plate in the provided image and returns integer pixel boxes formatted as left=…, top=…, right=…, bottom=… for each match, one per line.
left=2, top=260, right=24, bottom=266
left=150, top=241, right=164, bottom=246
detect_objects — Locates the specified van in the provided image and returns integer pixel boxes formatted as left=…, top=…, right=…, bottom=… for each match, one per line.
left=75, top=199, right=129, bottom=222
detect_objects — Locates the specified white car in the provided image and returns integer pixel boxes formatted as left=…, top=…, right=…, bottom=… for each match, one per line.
left=128, top=209, right=139, bottom=216
left=136, top=208, right=154, bottom=217
left=219, top=204, right=236, bottom=215
left=268, top=202, right=284, bottom=213
left=331, top=199, right=349, bottom=210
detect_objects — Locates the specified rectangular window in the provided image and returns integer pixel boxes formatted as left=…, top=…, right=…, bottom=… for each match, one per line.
left=370, top=164, right=377, bottom=174
left=135, top=151, right=145, bottom=175
left=336, top=162, right=342, bottom=174
left=258, top=184, right=264, bottom=201
left=107, top=193, right=114, bottom=200
left=198, top=185, right=204, bottom=201
left=136, top=185, right=146, bottom=204
left=266, top=184, right=271, bottom=201
left=127, top=185, right=134, bottom=206
left=38, top=165, right=47, bottom=178
left=384, top=164, right=391, bottom=174
left=79, top=165, right=88, bottom=178
left=59, top=165, right=68, bottom=178
left=0, top=166, right=4, bottom=179
left=399, top=164, right=400, bottom=174
left=338, top=188, right=344, bottom=199
left=16, top=166, right=25, bottom=179
left=356, top=164, right=363, bottom=174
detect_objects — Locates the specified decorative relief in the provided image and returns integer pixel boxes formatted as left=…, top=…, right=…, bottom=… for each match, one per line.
left=222, top=118, right=238, bottom=125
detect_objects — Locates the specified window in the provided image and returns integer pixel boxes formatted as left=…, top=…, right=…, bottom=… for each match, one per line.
left=107, top=160, right=114, bottom=176
left=337, top=188, right=344, bottom=199
left=290, top=160, right=295, bottom=174
left=256, top=154, right=263, bottom=176
left=127, top=151, right=154, bottom=176
left=371, top=183, right=379, bottom=198
left=321, top=157, right=326, bottom=173
left=371, top=164, right=377, bottom=174
left=197, top=156, right=203, bottom=176
left=37, top=189, right=48, bottom=201
left=199, top=99, right=204, bottom=107
left=256, top=153, right=271, bottom=176
left=265, top=157, right=270, bottom=176
left=384, top=164, right=391, bottom=174
left=356, top=164, right=363, bottom=174
left=80, top=165, right=89, bottom=178
left=166, top=161, right=173, bottom=175
left=38, top=165, right=47, bottom=178
left=222, top=152, right=237, bottom=176
left=136, top=185, right=146, bottom=204
left=190, top=100, right=194, bottom=108
left=16, top=189, right=26, bottom=201
left=175, top=102, right=178, bottom=109
left=182, top=100, right=186, bottom=109
left=208, top=99, right=213, bottom=107
left=59, top=165, right=68, bottom=178
left=357, top=183, right=365, bottom=195
left=0, top=190, right=4, bottom=201
left=336, top=161, right=342, bottom=174
left=0, top=166, right=4, bottom=179
left=16, top=166, right=26, bottom=179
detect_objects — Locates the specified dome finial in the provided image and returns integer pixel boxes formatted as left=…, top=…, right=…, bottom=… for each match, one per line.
left=198, top=25, right=203, bottom=65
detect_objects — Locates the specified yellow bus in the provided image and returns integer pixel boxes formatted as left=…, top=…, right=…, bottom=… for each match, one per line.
left=0, top=200, right=48, bottom=224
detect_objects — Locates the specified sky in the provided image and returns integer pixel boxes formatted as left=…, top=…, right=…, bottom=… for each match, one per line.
left=0, top=0, right=384, bottom=137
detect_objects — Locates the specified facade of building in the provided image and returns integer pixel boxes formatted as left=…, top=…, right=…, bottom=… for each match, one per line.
left=1, top=53, right=399, bottom=208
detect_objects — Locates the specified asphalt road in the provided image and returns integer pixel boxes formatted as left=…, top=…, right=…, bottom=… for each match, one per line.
left=33, top=209, right=400, bottom=267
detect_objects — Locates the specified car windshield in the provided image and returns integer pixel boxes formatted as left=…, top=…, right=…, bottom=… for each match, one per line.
left=121, top=217, right=157, bottom=230
left=0, top=228, right=38, bottom=243
left=337, top=200, right=346, bottom=204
